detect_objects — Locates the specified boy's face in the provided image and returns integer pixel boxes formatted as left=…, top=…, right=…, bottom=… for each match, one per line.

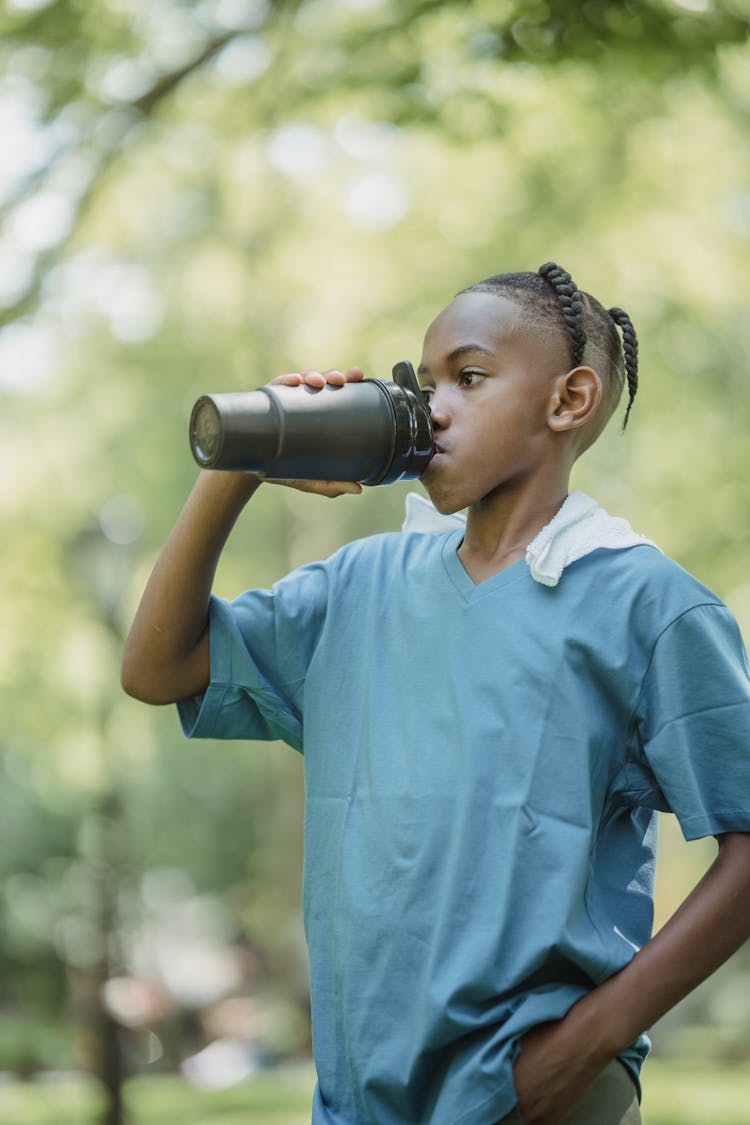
left=418, top=291, right=568, bottom=515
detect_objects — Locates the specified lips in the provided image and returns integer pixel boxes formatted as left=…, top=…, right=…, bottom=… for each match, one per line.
left=422, top=444, right=446, bottom=477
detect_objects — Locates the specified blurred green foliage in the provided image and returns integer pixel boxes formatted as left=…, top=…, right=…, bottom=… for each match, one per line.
left=0, top=1061, right=749, bottom=1125
left=1, top=0, right=749, bottom=1112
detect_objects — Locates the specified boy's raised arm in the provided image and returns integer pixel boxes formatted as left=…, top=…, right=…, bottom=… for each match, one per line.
left=121, top=469, right=261, bottom=705
left=121, top=368, right=364, bottom=706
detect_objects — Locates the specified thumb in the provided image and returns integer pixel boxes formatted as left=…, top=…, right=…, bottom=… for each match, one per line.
left=266, top=478, right=364, bottom=498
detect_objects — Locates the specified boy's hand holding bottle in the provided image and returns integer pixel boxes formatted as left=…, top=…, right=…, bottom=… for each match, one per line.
left=262, top=366, right=365, bottom=498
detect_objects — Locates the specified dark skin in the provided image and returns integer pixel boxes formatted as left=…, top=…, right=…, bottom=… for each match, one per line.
left=120, top=366, right=365, bottom=706
left=511, top=831, right=750, bottom=1122
left=122, top=291, right=750, bottom=1124
left=417, top=291, right=600, bottom=582
left=417, top=293, right=750, bottom=1122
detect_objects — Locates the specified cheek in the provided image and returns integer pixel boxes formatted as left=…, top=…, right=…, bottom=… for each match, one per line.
left=470, top=421, right=504, bottom=462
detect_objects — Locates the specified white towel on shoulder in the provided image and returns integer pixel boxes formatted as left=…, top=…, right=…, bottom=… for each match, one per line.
left=401, top=490, right=658, bottom=587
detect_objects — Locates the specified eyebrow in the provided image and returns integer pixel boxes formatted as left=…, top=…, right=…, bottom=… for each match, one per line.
left=417, top=343, right=495, bottom=377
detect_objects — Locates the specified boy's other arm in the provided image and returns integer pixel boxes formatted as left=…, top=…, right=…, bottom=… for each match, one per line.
left=121, top=368, right=364, bottom=705
left=513, top=830, right=750, bottom=1125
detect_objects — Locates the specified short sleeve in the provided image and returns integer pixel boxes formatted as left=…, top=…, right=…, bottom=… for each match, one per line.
left=629, top=603, right=750, bottom=840
left=177, top=558, right=330, bottom=752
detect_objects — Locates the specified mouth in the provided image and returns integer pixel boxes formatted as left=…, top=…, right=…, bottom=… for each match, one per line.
left=421, top=444, right=446, bottom=478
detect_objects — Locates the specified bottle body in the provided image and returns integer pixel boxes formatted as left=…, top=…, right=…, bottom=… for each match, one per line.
left=189, top=367, right=433, bottom=485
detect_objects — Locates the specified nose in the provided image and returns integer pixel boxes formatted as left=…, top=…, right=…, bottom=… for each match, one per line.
left=427, top=386, right=449, bottom=431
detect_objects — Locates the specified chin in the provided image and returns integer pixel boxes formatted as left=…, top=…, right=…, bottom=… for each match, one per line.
left=422, top=487, right=465, bottom=517
left=436, top=500, right=466, bottom=516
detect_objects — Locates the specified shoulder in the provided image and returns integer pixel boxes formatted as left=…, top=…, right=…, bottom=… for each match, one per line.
left=577, top=544, right=725, bottom=620
left=560, top=544, right=738, bottom=667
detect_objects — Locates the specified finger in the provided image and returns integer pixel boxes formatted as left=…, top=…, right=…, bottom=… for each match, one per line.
left=267, top=478, right=363, bottom=497
left=268, top=369, right=364, bottom=389
left=320, top=481, right=363, bottom=496
left=321, top=369, right=347, bottom=386
left=299, top=369, right=326, bottom=388
left=299, top=480, right=363, bottom=496
left=269, top=373, right=304, bottom=386
left=318, top=368, right=367, bottom=386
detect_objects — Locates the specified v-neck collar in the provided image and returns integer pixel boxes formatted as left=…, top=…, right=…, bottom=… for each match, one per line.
left=440, top=530, right=529, bottom=604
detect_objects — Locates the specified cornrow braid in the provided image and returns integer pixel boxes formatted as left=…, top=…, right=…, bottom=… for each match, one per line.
left=537, top=262, right=587, bottom=367
left=459, top=264, right=639, bottom=438
left=607, top=306, right=639, bottom=429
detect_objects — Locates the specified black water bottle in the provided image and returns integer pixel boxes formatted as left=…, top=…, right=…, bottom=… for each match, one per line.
left=188, top=361, right=433, bottom=485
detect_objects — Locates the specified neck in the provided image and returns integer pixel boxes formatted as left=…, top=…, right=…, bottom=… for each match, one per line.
left=459, top=478, right=569, bottom=584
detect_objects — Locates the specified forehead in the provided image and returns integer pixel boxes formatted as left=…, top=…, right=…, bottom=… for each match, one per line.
left=420, top=290, right=565, bottom=373
left=423, top=292, right=523, bottom=353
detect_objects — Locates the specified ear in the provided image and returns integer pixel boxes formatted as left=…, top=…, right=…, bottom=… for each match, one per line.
left=547, top=366, right=602, bottom=433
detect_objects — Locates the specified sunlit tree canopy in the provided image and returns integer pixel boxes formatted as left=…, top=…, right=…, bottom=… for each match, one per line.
left=1, top=0, right=749, bottom=1100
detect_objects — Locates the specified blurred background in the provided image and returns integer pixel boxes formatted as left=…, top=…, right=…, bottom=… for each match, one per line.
left=1, top=0, right=750, bottom=1121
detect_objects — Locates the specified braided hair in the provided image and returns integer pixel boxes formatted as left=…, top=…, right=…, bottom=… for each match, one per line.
left=460, top=263, right=639, bottom=433
left=607, top=305, right=639, bottom=430
left=537, top=262, right=587, bottom=369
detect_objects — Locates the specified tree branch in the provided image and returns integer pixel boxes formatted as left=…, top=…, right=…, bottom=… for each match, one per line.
left=132, top=31, right=238, bottom=119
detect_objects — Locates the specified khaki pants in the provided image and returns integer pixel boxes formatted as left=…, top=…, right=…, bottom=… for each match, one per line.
left=497, top=1059, right=641, bottom=1124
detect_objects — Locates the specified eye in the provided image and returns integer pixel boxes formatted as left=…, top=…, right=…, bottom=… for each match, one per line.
left=419, top=385, right=435, bottom=404
left=459, top=370, right=486, bottom=388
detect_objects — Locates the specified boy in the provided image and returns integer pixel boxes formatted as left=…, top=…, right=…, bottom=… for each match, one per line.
left=122, top=264, right=750, bottom=1125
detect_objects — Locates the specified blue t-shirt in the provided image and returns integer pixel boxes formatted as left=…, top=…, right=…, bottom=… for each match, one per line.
left=179, top=530, right=750, bottom=1125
